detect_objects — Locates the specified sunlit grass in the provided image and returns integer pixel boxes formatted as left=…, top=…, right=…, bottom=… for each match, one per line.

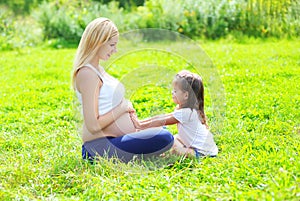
left=0, top=39, right=299, bottom=200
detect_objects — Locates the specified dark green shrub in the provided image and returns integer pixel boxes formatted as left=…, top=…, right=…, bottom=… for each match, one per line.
left=33, top=0, right=126, bottom=46
left=0, top=0, right=44, bottom=15
left=93, top=0, right=145, bottom=9
left=0, top=7, right=14, bottom=50
left=0, top=6, right=42, bottom=50
left=33, top=1, right=83, bottom=43
left=2, top=0, right=299, bottom=48
left=131, top=0, right=300, bottom=39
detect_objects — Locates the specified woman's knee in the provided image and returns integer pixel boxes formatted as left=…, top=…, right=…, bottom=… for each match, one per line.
left=158, top=129, right=174, bottom=146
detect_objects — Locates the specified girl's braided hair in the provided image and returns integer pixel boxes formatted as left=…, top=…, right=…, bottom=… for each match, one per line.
left=175, top=70, right=208, bottom=128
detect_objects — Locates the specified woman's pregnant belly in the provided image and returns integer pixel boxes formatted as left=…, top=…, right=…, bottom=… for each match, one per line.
left=82, top=112, right=136, bottom=142
left=103, top=112, right=136, bottom=137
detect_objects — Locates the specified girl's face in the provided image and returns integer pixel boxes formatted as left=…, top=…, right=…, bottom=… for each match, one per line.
left=172, top=80, right=188, bottom=106
left=97, top=35, right=118, bottom=61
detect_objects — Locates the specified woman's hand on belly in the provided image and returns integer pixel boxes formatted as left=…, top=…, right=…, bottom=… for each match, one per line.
left=82, top=112, right=136, bottom=142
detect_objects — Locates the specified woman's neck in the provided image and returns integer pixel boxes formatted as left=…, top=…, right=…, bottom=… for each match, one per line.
left=88, top=61, right=105, bottom=74
left=89, top=61, right=99, bottom=68
left=89, top=56, right=100, bottom=69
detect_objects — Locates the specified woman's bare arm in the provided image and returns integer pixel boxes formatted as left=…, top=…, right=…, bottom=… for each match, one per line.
left=75, top=67, right=130, bottom=134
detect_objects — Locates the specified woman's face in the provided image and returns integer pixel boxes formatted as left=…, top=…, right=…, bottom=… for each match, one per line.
left=98, top=35, right=119, bottom=61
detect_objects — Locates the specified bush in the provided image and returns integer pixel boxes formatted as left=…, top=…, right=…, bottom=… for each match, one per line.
left=33, top=0, right=126, bottom=46
left=1, top=0, right=300, bottom=49
left=133, top=0, right=300, bottom=39
left=0, top=7, right=14, bottom=50
left=33, top=1, right=83, bottom=44
left=0, top=6, right=42, bottom=50
left=0, top=0, right=44, bottom=15
left=93, top=0, right=145, bottom=10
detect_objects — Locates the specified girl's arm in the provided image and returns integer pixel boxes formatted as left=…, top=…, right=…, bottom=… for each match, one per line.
left=76, top=67, right=131, bottom=134
left=130, top=112, right=179, bottom=130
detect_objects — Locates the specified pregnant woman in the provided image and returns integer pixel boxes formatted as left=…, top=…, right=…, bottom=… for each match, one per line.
left=72, top=17, right=174, bottom=163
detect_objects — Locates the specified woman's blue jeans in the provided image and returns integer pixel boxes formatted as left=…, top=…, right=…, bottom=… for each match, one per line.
left=82, top=127, right=174, bottom=163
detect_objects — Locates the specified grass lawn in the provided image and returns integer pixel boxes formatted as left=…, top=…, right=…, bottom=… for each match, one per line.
left=0, top=39, right=299, bottom=200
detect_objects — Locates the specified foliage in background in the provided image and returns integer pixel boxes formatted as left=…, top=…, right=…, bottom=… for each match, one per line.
left=32, top=1, right=127, bottom=47
left=0, top=0, right=299, bottom=49
left=0, top=0, right=44, bottom=14
left=130, top=0, right=300, bottom=39
left=33, top=0, right=300, bottom=41
left=0, top=6, right=42, bottom=50
left=93, top=0, right=145, bottom=10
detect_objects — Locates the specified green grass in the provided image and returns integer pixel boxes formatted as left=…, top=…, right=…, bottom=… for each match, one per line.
left=0, top=39, right=299, bottom=200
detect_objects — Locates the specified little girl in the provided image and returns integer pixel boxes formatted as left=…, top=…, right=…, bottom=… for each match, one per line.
left=130, top=70, right=218, bottom=158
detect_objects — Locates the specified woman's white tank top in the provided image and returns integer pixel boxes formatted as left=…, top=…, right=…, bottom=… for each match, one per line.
left=76, top=64, right=125, bottom=115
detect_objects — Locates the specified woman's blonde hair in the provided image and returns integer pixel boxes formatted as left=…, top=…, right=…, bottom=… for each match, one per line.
left=72, top=17, right=118, bottom=89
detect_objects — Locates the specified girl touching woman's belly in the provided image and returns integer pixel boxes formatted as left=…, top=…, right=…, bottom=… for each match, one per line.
left=73, top=18, right=174, bottom=162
